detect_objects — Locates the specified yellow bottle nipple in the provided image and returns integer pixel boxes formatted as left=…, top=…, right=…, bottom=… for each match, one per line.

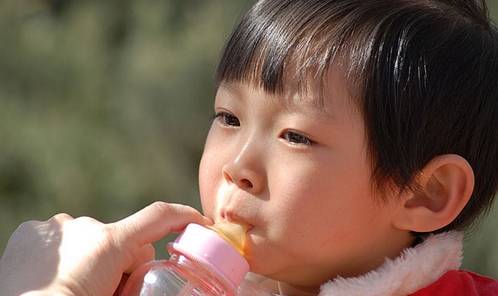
left=207, top=221, right=248, bottom=256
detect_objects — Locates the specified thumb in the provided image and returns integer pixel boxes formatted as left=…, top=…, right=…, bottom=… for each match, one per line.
left=111, top=202, right=212, bottom=246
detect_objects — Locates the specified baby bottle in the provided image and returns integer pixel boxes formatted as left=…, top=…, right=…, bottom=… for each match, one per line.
left=119, top=222, right=250, bottom=296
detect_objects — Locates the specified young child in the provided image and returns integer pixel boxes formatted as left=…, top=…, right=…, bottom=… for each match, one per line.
left=198, top=0, right=498, bottom=295
left=1, top=0, right=498, bottom=295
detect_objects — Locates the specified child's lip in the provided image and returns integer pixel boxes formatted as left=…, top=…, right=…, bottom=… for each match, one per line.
left=216, top=187, right=258, bottom=230
left=219, top=210, right=254, bottom=231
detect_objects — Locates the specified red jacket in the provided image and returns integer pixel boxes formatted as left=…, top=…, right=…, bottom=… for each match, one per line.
left=316, top=231, right=498, bottom=296
left=411, top=270, right=498, bottom=296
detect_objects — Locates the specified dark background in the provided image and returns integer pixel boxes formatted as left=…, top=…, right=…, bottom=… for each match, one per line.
left=1, top=0, right=497, bottom=278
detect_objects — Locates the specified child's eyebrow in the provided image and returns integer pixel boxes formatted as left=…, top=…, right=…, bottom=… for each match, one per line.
left=284, top=96, right=336, bottom=122
left=218, top=82, right=336, bottom=122
left=218, top=83, right=243, bottom=97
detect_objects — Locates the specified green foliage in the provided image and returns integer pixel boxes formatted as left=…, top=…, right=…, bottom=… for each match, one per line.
left=0, top=0, right=497, bottom=279
left=0, top=0, right=249, bottom=242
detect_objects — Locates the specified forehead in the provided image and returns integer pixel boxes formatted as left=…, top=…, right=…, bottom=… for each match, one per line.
left=217, top=66, right=357, bottom=123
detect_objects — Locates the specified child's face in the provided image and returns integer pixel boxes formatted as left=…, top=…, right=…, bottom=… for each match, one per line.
left=199, top=69, right=412, bottom=288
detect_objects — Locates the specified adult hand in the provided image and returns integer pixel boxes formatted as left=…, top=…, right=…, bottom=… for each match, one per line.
left=0, top=202, right=212, bottom=296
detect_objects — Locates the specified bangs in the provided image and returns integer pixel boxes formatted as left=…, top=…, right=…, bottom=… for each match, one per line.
left=215, top=0, right=373, bottom=106
left=216, top=0, right=396, bottom=105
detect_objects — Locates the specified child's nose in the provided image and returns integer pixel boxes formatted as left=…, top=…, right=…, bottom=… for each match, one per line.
left=222, top=142, right=265, bottom=194
left=222, top=163, right=264, bottom=194
left=223, top=169, right=255, bottom=190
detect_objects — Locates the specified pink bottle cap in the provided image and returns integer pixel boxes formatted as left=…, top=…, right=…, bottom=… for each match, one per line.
left=168, top=223, right=250, bottom=291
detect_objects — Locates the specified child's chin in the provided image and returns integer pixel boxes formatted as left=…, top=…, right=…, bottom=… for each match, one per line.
left=245, top=252, right=281, bottom=278
left=248, top=264, right=278, bottom=279
left=243, top=230, right=286, bottom=274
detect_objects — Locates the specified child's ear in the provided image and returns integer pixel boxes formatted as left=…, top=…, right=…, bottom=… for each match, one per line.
left=392, top=154, right=474, bottom=233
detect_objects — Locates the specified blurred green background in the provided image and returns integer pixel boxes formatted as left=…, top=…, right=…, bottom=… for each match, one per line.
left=0, top=0, right=497, bottom=279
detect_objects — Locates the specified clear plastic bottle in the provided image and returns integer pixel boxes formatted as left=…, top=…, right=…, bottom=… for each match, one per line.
left=119, top=223, right=250, bottom=296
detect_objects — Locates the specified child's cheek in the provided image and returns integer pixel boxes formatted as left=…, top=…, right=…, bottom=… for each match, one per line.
left=199, top=164, right=230, bottom=221
left=198, top=161, right=215, bottom=217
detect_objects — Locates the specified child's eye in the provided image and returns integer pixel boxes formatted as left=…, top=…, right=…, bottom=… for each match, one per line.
left=281, top=130, right=313, bottom=146
left=214, top=112, right=240, bottom=127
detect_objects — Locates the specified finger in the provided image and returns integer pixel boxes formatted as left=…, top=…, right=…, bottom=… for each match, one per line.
left=112, top=202, right=212, bottom=245
left=49, top=213, right=74, bottom=223
left=124, top=243, right=155, bottom=274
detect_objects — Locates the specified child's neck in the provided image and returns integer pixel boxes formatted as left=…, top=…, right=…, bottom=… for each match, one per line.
left=277, top=281, right=319, bottom=296
left=255, top=277, right=319, bottom=296
left=252, top=233, right=417, bottom=295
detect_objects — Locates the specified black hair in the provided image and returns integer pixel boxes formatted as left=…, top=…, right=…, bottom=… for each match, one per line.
left=216, top=0, right=498, bottom=233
